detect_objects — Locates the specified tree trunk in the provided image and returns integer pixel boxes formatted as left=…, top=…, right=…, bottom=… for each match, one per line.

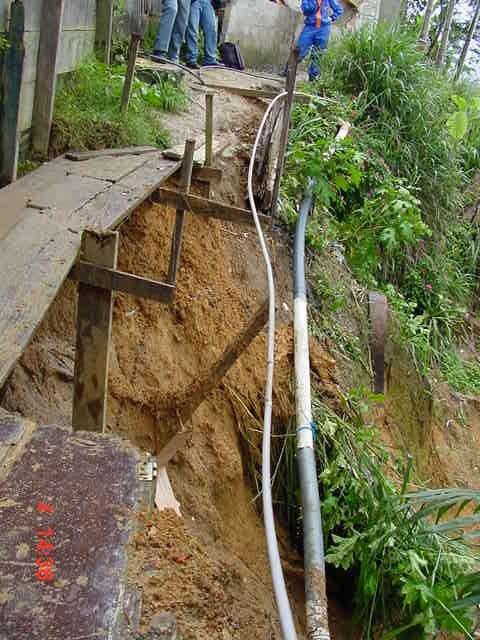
left=419, top=0, right=436, bottom=42
left=454, top=0, right=480, bottom=80
left=435, top=0, right=456, bottom=68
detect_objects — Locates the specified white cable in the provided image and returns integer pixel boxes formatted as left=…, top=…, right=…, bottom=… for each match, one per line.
left=247, top=91, right=298, bottom=640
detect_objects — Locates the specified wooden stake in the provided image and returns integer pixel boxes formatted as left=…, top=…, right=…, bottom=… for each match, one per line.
left=176, top=301, right=269, bottom=424
left=96, top=0, right=114, bottom=65
left=121, top=33, right=141, bottom=113
left=369, top=292, right=388, bottom=394
left=271, top=48, right=299, bottom=220
left=167, top=140, right=195, bottom=284
left=31, top=0, right=65, bottom=158
left=205, top=93, right=214, bottom=166
left=0, top=0, right=25, bottom=186
left=72, top=231, right=118, bottom=432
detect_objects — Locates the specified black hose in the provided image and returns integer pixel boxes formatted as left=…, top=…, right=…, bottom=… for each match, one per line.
left=293, top=179, right=314, bottom=299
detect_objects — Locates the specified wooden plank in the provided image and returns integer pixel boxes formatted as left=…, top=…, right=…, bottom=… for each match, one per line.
left=121, top=33, right=141, bottom=113
left=95, top=0, right=114, bottom=64
left=271, top=48, right=298, bottom=220
left=69, top=261, right=175, bottom=303
left=369, top=292, right=388, bottom=394
left=190, top=166, right=222, bottom=183
left=0, top=215, right=81, bottom=389
left=66, top=146, right=158, bottom=161
left=72, top=230, right=118, bottom=432
left=175, top=301, right=269, bottom=424
left=167, top=140, right=196, bottom=284
left=65, top=154, right=150, bottom=182
left=0, top=0, right=25, bottom=187
left=155, top=188, right=269, bottom=227
left=28, top=173, right=111, bottom=214
left=205, top=92, right=214, bottom=166
left=201, top=82, right=310, bottom=103
left=117, top=154, right=181, bottom=192
left=162, top=138, right=227, bottom=164
left=31, top=0, right=66, bottom=157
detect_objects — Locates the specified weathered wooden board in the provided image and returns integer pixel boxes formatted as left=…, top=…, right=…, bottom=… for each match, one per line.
left=65, top=154, right=150, bottom=182
left=70, top=261, right=175, bottom=303
left=156, top=188, right=269, bottom=227
left=0, top=215, right=80, bottom=388
left=72, top=231, right=118, bottom=432
left=31, top=0, right=66, bottom=156
left=117, top=154, right=181, bottom=192
left=29, top=173, right=110, bottom=213
left=66, top=146, right=157, bottom=161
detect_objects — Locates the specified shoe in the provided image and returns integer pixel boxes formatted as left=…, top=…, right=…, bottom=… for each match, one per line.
left=151, top=52, right=168, bottom=64
left=186, top=61, right=201, bottom=69
left=202, top=60, right=225, bottom=68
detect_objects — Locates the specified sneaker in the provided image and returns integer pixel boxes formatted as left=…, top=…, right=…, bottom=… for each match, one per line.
left=186, top=61, right=201, bottom=69
left=202, top=60, right=225, bottom=68
left=151, top=52, right=168, bottom=64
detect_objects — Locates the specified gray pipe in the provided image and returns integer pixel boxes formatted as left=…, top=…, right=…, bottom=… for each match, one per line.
left=293, top=181, right=330, bottom=640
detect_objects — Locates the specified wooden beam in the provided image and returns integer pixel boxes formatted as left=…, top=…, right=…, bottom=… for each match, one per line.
left=72, top=231, right=118, bottom=433
left=369, top=292, right=388, bottom=394
left=66, top=146, right=158, bottom=161
left=271, top=48, right=299, bottom=220
left=176, top=301, right=269, bottom=424
left=96, top=0, right=114, bottom=65
left=121, top=33, right=141, bottom=113
left=156, top=188, right=269, bottom=227
left=191, top=166, right=222, bottom=183
left=156, top=431, right=191, bottom=467
left=31, top=0, right=65, bottom=158
left=167, top=140, right=195, bottom=284
left=69, top=262, right=175, bottom=303
left=205, top=92, right=214, bottom=166
left=201, top=83, right=309, bottom=103
left=0, top=0, right=25, bottom=187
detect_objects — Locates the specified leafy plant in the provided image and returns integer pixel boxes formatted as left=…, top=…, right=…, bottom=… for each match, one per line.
left=315, top=393, right=479, bottom=639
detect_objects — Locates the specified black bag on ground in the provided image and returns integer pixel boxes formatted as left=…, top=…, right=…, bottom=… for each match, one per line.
left=219, top=42, right=246, bottom=70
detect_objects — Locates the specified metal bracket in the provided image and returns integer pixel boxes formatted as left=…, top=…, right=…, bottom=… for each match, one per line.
left=137, top=458, right=158, bottom=482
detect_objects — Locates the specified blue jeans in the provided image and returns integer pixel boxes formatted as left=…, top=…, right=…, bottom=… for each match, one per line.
left=154, top=0, right=191, bottom=62
left=186, top=0, right=218, bottom=65
left=296, top=23, right=331, bottom=80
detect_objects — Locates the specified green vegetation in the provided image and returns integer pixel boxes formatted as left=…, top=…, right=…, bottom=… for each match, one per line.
left=51, top=59, right=188, bottom=155
left=282, top=24, right=480, bottom=388
left=278, top=23, right=480, bottom=639
left=273, top=391, right=480, bottom=638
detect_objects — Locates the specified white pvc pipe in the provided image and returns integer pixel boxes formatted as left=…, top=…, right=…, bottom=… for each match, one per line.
left=247, top=91, right=298, bottom=640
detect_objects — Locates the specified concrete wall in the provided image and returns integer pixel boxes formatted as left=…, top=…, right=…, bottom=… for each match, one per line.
left=358, top=0, right=381, bottom=26
left=378, top=0, right=400, bottom=22
left=222, top=0, right=302, bottom=73
left=2, top=0, right=96, bottom=133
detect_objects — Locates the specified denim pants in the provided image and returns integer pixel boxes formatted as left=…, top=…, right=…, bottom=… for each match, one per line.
left=186, top=0, right=218, bottom=65
left=296, top=23, right=331, bottom=80
left=154, top=0, right=191, bottom=62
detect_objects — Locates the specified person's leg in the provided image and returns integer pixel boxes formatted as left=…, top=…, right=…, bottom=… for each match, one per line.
left=185, top=0, right=201, bottom=65
left=296, top=24, right=315, bottom=64
left=168, top=0, right=192, bottom=62
left=153, top=0, right=178, bottom=56
left=309, top=24, right=330, bottom=80
left=200, top=0, right=218, bottom=65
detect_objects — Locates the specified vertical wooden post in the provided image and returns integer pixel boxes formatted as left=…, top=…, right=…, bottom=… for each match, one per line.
left=96, top=0, right=114, bottom=65
left=205, top=92, right=214, bottom=167
left=0, top=0, right=25, bottom=187
left=167, top=140, right=196, bottom=284
left=271, top=48, right=299, bottom=220
left=72, top=231, right=119, bottom=433
left=120, top=33, right=141, bottom=113
left=31, top=0, right=65, bottom=158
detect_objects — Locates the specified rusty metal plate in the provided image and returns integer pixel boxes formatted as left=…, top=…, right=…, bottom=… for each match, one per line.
left=0, top=425, right=141, bottom=640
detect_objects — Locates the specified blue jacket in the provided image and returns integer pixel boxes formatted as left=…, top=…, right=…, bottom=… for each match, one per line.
left=301, top=0, right=343, bottom=26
